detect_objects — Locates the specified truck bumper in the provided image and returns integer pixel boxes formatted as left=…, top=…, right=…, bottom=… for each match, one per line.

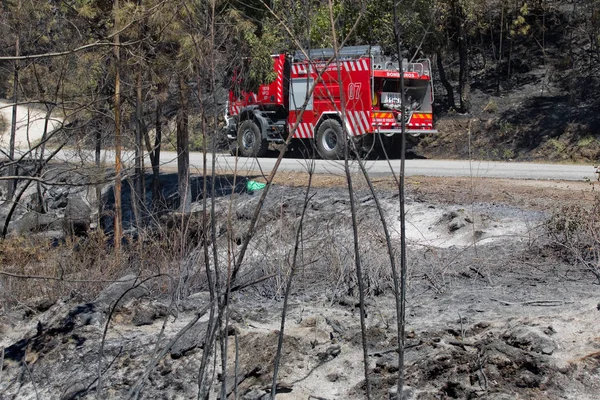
left=375, top=129, right=438, bottom=136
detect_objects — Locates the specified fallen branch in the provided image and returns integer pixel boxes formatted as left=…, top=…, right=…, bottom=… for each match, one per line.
left=490, top=298, right=573, bottom=306
left=368, top=341, right=423, bottom=356
left=225, top=366, right=261, bottom=398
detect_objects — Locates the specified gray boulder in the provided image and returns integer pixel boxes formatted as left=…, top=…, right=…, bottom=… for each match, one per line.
left=64, top=196, right=91, bottom=236
left=94, top=274, right=149, bottom=312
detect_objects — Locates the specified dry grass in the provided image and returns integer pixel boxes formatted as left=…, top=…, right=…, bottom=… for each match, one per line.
left=0, top=214, right=212, bottom=310
left=546, top=192, right=600, bottom=283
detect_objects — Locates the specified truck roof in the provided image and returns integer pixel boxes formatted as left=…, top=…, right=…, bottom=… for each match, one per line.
left=293, top=45, right=383, bottom=62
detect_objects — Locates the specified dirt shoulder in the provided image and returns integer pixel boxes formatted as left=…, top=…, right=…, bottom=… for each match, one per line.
left=247, top=171, right=599, bottom=211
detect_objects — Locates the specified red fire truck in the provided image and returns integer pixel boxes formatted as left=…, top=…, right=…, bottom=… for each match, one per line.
left=226, top=45, right=437, bottom=159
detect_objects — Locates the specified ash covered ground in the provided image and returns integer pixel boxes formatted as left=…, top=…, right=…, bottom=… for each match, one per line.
left=1, top=177, right=599, bottom=399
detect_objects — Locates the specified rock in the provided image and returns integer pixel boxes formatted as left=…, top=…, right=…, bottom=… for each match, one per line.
left=326, top=372, right=340, bottom=382
left=515, top=370, right=541, bottom=388
left=170, top=320, right=208, bottom=359
left=49, top=192, right=68, bottom=209
left=438, top=210, right=473, bottom=233
left=388, top=385, right=415, bottom=400
left=504, top=326, right=557, bottom=355
left=61, top=382, right=90, bottom=400
left=317, top=345, right=341, bottom=361
left=486, top=348, right=513, bottom=367
left=131, top=304, right=164, bottom=326
left=448, top=219, right=466, bottom=232
left=34, top=298, right=56, bottom=312
left=94, top=274, right=149, bottom=312
left=178, top=291, right=211, bottom=312
left=543, top=326, right=556, bottom=335
left=441, top=381, right=466, bottom=398
left=541, top=346, right=554, bottom=355
left=375, top=353, right=399, bottom=373
left=14, top=211, right=62, bottom=234
left=242, top=388, right=268, bottom=400
left=64, top=197, right=91, bottom=236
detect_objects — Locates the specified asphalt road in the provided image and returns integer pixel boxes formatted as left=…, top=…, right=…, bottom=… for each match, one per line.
left=60, top=149, right=598, bottom=181
left=2, top=100, right=595, bottom=182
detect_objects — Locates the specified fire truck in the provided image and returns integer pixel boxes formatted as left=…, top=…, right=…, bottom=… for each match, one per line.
left=225, top=45, right=437, bottom=160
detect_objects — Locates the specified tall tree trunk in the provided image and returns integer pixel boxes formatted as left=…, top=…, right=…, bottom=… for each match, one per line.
left=451, top=0, right=470, bottom=113
left=177, top=75, right=191, bottom=213
left=134, top=0, right=146, bottom=223
left=96, top=124, right=102, bottom=223
left=458, top=37, right=470, bottom=113
left=135, top=64, right=144, bottom=226
left=496, top=2, right=504, bottom=96
left=144, top=94, right=162, bottom=207
left=7, top=1, right=20, bottom=201
left=436, top=51, right=456, bottom=110
left=113, top=0, right=122, bottom=254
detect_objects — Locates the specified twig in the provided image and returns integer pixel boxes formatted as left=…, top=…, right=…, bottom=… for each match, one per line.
left=234, top=331, right=239, bottom=400
left=0, top=270, right=164, bottom=283
left=22, top=357, right=40, bottom=400
left=478, top=352, right=488, bottom=392
left=229, top=273, right=277, bottom=293
left=490, top=298, right=573, bottom=306
left=331, top=15, right=372, bottom=396
left=458, top=312, right=466, bottom=339
left=270, top=179, right=315, bottom=399
left=368, top=341, right=422, bottom=356
left=0, top=346, right=4, bottom=386
left=469, top=266, right=487, bottom=279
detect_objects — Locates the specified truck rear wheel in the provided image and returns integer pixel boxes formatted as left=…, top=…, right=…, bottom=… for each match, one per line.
left=237, top=120, right=268, bottom=157
left=315, top=119, right=345, bottom=160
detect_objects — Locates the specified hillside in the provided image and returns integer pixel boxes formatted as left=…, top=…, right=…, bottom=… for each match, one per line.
left=417, top=0, right=600, bottom=163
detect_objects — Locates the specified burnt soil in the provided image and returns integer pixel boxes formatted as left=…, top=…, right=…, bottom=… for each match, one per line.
left=1, top=176, right=600, bottom=399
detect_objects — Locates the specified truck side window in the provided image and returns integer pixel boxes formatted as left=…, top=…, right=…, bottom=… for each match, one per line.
left=289, top=77, right=314, bottom=111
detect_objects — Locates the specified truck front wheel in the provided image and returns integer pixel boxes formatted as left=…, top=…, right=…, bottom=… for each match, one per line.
left=315, top=119, right=345, bottom=160
left=237, top=120, right=268, bottom=157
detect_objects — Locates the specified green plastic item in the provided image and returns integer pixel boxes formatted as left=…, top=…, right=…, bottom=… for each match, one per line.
left=246, top=180, right=266, bottom=192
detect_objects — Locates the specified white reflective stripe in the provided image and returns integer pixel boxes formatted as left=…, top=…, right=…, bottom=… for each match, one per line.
left=350, top=111, right=361, bottom=135
left=358, top=112, right=368, bottom=134
left=355, top=112, right=367, bottom=134
left=303, top=123, right=311, bottom=138
left=299, top=123, right=306, bottom=138
left=350, top=61, right=356, bottom=71
left=344, top=116, right=354, bottom=136
left=356, top=61, right=362, bottom=71
left=309, top=123, right=315, bottom=138
left=348, top=112, right=360, bottom=136
left=362, top=59, right=368, bottom=70
left=361, top=112, right=370, bottom=132
left=343, top=62, right=350, bottom=72
left=294, top=123, right=303, bottom=138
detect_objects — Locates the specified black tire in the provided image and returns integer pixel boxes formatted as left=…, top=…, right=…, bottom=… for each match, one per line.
left=315, top=119, right=346, bottom=160
left=237, top=120, right=268, bottom=157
